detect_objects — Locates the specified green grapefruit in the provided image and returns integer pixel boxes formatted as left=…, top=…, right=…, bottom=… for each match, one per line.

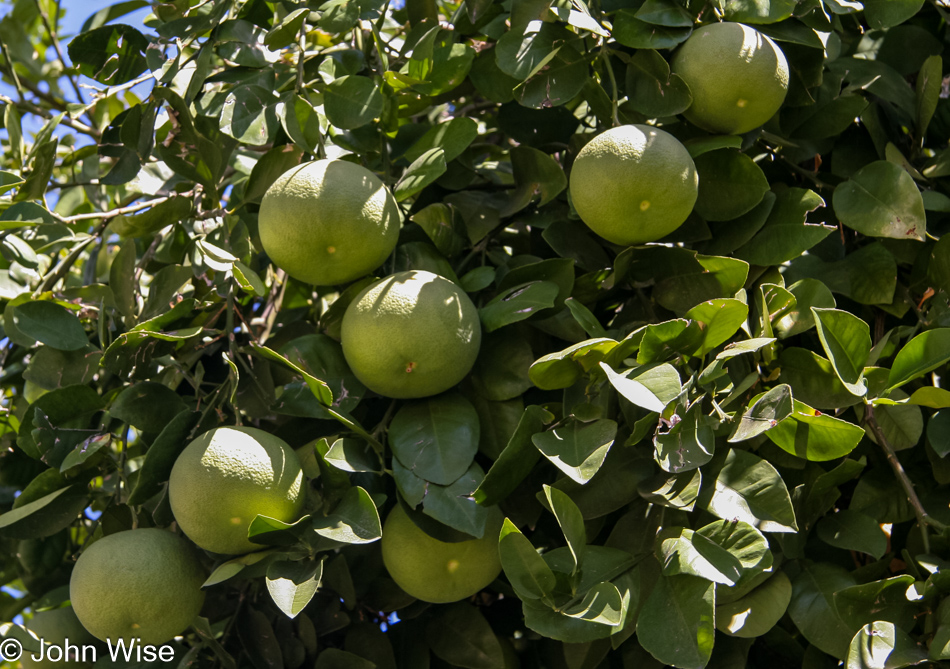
left=69, top=529, right=205, bottom=645
left=569, top=124, right=698, bottom=246
left=341, top=270, right=481, bottom=399
left=168, top=426, right=306, bottom=555
left=381, top=505, right=503, bottom=603
left=258, top=159, right=400, bottom=286
left=672, top=22, right=789, bottom=135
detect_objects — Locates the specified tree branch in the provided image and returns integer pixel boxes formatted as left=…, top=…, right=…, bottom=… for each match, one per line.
left=864, top=403, right=947, bottom=553
left=32, top=0, right=88, bottom=107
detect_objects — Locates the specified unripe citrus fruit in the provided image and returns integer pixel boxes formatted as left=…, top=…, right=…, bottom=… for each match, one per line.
left=69, top=529, right=205, bottom=645
left=168, top=426, right=306, bottom=555
left=381, top=505, right=503, bottom=603
left=20, top=606, right=95, bottom=669
left=341, top=270, right=481, bottom=399
left=258, top=159, right=400, bottom=286
left=672, top=22, right=789, bottom=135
left=569, top=125, right=698, bottom=246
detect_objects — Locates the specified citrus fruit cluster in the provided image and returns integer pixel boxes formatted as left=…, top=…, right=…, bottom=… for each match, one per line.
left=570, top=22, right=788, bottom=245
left=67, top=427, right=308, bottom=645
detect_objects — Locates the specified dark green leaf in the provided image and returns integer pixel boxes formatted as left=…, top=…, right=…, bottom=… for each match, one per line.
left=11, top=302, right=87, bottom=351
left=324, top=76, right=384, bottom=130
left=426, top=602, right=505, bottom=669
left=833, top=161, right=926, bottom=241
left=67, top=24, right=148, bottom=85
left=532, top=418, right=617, bottom=484
left=389, top=392, right=479, bottom=485
left=637, top=574, right=715, bottom=669
left=694, top=150, right=770, bottom=222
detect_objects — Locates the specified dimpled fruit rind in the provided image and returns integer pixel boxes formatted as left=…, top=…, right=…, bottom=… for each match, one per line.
left=168, top=426, right=306, bottom=555
left=258, top=159, right=400, bottom=286
left=341, top=270, right=482, bottom=399
left=569, top=124, right=698, bottom=246
left=381, top=504, right=503, bottom=603
left=672, top=22, right=789, bottom=135
left=69, top=529, right=205, bottom=645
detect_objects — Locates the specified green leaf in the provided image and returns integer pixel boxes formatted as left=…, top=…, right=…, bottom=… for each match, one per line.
left=263, top=8, right=308, bottom=49
left=111, top=381, right=187, bottom=433
left=531, top=418, right=617, bottom=484
left=699, top=449, right=798, bottom=533
left=495, top=22, right=572, bottom=81
left=816, top=510, right=887, bottom=559
left=505, top=146, right=568, bottom=214
left=325, top=438, right=380, bottom=473
left=765, top=400, right=864, bottom=461
left=0, top=485, right=89, bottom=539
left=110, top=195, right=194, bottom=238
left=835, top=576, right=918, bottom=633
left=251, top=343, right=333, bottom=406
left=654, top=397, right=716, bottom=473
left=17, top=385, right=105, bottom=460
left=67, top=24, right=148, bottom=85
left=917, top=55, right=941, bottom=138
left=266, top=559, right=323, bottom=619
left=656, top=526, right=746, bottom=585
left=716, top=572, right=792, bottom=638
left=389, top=392, right=479, bottom=485
left=127, top=410, right=200, bottom=505
left=479, top=281, right=559, bottom=332
left=729, top=384, right=794, bottom=443
left=426, top=602, right=505, bottom=669
left=720, top=0, right=797, bottom=22
left=11, top=302, right=88, bottom=351
left=543, top=485, right=586, bottom=573
left=811, top=307, right=871, bottom=397
left=564, top=582, right=624, bottom=626
left=887, top=329, right=950, bottom=390
left=499, top=518, right=557, bottom=600
left=474, top=405, right=552, bottom=506
left=774, top=279, right=836, bottom=339
left=624, top=49, right=692, bottom=118
left=833, top=161, right=926, bottom=241
left=637, top=574, right=715, bottom=669
left=529, top=339, right=617, bottom=390
left=734, top=188, right=832, bottom=265
left=220, top=85, right=280, bottom=146
left=523, top=598, right=614, bottom=643
left=613, top=10, right=691, bottom=49
left=600, top=362, right=667, bottom=413
left=788, top=562, right=857, bottom=660
left=324, top=75, right=384, bottom=129
left=862, top=0, right=924, bottom=28
left=404, top=118, right=478, bottom=164
left=694, top=149, right=770, bottom=222
left=313, top=486, right=382, bottom=545
left=685, top=298, right=749, bottom=356
left=394, top=148, right=447, bottom=201
left=847, top=621, right=928, bottom=669
left=416, top=463, right=492, bottom=538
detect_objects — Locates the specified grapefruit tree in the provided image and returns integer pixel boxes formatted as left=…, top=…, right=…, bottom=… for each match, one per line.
left=0, top=0, right=948, bottom=667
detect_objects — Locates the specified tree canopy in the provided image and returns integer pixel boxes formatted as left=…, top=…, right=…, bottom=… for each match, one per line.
left=1, top=0, right=950, bottom=667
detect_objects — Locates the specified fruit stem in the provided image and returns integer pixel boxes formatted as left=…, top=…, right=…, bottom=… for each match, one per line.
left=600, top=46, right=621, bottom=127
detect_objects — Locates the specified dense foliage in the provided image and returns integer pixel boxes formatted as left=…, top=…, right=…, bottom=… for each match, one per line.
left=0, top=0, right=949, bottom=667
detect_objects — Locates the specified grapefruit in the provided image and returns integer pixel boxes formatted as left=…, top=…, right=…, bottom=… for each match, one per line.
left=69, top=529, right=205, bottom=645
left=672, top=22, right=789, bottom=135
left=381, top=505, right=503, bottom=603
left=168, top=426, right=306, bottom=555
left=258, top=159, right=401, bottom=286
left=340, top=270, right=482, bottom=399
left=569, top=124, right=698, bottom=245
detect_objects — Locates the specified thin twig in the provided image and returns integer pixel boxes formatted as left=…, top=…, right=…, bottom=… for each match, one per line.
left=865, top=403, right=947, bottom=553
left=0, top=92, right=100, bottom=138
left=58, top=193, right=178, bottom=223
left=0, top=41, right=25, bottom=100
left=32, top=0, right=87, bottom=106
left=258, top=268, right=287, bottom=343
